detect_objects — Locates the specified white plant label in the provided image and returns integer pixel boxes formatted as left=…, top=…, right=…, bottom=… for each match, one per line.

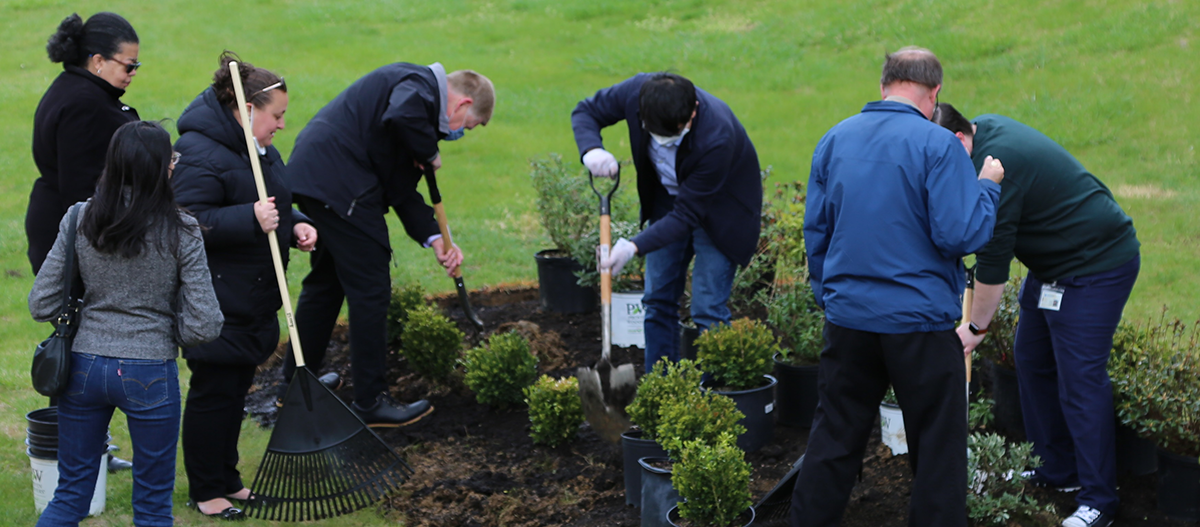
left=765, top=402, right=774, bottom=414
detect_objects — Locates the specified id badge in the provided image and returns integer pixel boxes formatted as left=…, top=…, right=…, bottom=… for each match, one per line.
left=1038, top=283, right=1065, bottom=311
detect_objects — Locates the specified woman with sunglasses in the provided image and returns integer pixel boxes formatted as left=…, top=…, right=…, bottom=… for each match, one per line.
left=170, top=52, right=317, bottom=520
left=28, top=12, right=142, bottom=275
left=29, top=120, right=223, bottom=527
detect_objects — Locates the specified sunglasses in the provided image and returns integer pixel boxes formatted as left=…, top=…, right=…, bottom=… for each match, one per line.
left=170, top=152, right=181, bottom=168
left=110, top=56, right=141, bottom=74
left=250, top=79, right=285, bottom=99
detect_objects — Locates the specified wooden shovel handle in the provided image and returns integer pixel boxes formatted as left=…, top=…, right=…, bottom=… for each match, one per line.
left=962, top=287, right=974, bottom=383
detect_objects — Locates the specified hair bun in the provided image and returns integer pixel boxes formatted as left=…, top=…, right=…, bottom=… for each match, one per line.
left=46, top=13, right=85, bottom=64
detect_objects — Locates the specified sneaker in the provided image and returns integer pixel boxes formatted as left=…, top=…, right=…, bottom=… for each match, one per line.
left=352, top=393, right=434, bottom=428
left=1022, top=470, right=1082, bottom=492
left=275, top=372, right=343, bottom=407
left=1062, top=505, right=1113, bottom=527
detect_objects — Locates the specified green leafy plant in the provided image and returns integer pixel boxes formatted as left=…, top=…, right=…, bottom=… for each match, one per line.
left=657, top=387, right=746, bottom=459
left=727, top=170, right=806, bottom=315
left=626, top=358, right=706, bottom=443
left=971, top=275, right=1021, bottom=370
left=400, top=304, right=465, bottom=383
left=524, top=375, right=584, bottom=447
left=1109, top=312, right=1200, bottom=457
left=386, top=283, right=427, bottom=348
left=766, top=280, right=824, bottom=366
left=463, top=331, right=539, bottom=408
left=967, top=432, right=1056, bottom=526
left=695, top=318, right=782, bottom=390
left=882, top=385, right=899, bottom=406
left=969, top=394, right=996, bottom=432
left=672, top=433, right=753, bottom=527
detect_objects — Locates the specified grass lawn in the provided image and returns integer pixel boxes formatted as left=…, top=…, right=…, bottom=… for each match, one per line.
left=0, top=0, right=1195, bottom=524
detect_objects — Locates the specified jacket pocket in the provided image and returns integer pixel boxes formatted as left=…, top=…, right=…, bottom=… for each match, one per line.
left=209, top=261, right=278, bottom=318
left=119, top=359, right=176, bottom=408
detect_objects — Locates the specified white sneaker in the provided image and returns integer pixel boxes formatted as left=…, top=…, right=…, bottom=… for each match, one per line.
left=1061, top=505, right=1114, bottom=527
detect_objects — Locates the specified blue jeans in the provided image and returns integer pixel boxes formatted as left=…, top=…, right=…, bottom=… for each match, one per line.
left=37, top=353, right=181, bottom=527
left=642, top=227, right=736, bottom=373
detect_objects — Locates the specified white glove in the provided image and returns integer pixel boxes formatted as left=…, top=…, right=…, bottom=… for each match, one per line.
left=600, top=238, right=638, bottom=276
left=582, top=149, right=619, bottom=178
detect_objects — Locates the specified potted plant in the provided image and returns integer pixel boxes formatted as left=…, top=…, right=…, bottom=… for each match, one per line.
left=529, top=153, right=600, bottom=313
left=1108, top=322, right=1158, bottom=476
left=878, top=386, right=907, bottom=456
left=767, top=280, right=823, bottom=429
left=622, top=359, right=705, bottom=507
left=695, top=317, right=780, bottom=452
left=666, top=432, right=755, bottom=527
left=972, top=275, right=1024, bottom=439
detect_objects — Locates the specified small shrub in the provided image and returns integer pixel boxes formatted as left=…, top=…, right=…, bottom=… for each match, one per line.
left=969, top=394, right=996, bottom=432
left=463, top=331, right=539, bottom=408
left=386, top=284, right=428, bottom=348
left=967, top=432, right=1056, bottom=526
left=882, top=385, right=898, bottom=406
left=524, top=375, right=584, bottom=447
left=767, top=281, right=824, bottom=366
left=1109, top=312, right=1200, bottom=457
left=972, top=276, right=1021, bottom=369
left=657, top=387, right=745, bottom=458
left=696, top=318, right=782, bottom=390
left=626, top=359, right=705, bottom=443
left=673, top=433, right=753, bottom=527
left=400, top=304, right=464, bottom=383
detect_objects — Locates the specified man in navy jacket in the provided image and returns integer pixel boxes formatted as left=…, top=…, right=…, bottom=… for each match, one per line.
left=572, top=73, right=762, bottom=372
left=789, top=48, right=1003, bottom=527
left=285, top=63, right=493, bottom=427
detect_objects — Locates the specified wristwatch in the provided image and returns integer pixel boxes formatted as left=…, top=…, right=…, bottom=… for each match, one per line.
left=968, top=322, right=988, bottom=336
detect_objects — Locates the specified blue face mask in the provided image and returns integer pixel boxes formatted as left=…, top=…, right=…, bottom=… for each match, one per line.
left=444, top=126, right=465, bottom=141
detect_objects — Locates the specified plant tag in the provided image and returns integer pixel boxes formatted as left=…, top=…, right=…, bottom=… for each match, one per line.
left=1038, top=283, right=1064, bottom=311
left=764, top=402, right=774, bottom=414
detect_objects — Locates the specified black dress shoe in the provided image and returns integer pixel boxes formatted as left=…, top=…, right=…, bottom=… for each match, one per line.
left=351, top=393, right=433, bottom=428
left=106, top=445, right=133, bottom=473
left=275, top=372, right=343, bottom=407
left=187, top=500, right=246, bottom=521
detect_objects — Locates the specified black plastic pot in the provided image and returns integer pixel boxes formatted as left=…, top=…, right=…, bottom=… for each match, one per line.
left=27, top=407, right=58, bottom=436
left=679, top=322, right=700, bottom=362
left=639, top=457, right=679, bottom=527
left=1115, top=424, right=1157, bottom=476
left=989, top=363, right=1025, bottom=441
left=1156, top=447, right=1200, bottom=521
left=623, top=429, right=668, bottom=507
left=706, top=375, right=778, bottom=453
left=535, top=250, right=597, bottom=314
left=666, top=504, right=756, bottom=527
left=772, top=353, right=818, bottom=428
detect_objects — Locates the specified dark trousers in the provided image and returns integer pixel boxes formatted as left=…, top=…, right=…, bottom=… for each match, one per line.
left=790, top=323, right=967, bottom=527
left=1015, top=255, right=1139, bottom=516
left=182, top=360, right=257, bottom=502
left=283, top=195, right=392, bottom=407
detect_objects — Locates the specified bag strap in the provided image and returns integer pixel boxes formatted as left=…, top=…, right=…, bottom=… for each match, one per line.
left=55, top=204, right=83, bottom=334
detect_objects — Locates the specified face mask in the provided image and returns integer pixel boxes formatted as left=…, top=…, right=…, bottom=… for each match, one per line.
left=650, top=127, right=688, bottom=146
left=444, top=126, right=465, bottom=141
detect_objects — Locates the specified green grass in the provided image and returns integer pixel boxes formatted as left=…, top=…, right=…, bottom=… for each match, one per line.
left=0, top=0, right=1196, bottom=524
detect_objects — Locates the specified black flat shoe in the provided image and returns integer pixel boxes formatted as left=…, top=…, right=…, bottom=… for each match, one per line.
left=186, top=500, right=246, bottom=521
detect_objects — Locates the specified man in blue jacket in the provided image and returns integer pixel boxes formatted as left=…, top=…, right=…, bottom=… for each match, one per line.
left=789, top=47, right=1004, bottom=527
left=572, top=73, right=762, bottom=372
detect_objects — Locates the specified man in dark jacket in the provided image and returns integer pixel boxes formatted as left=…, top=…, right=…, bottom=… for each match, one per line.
left=285, top=62, right=494, bottom=427
left=936, top=103, right=1138, bottom=527
left=572, top=73, right=761, bottom=372
left=790, top=48, right=1003, bottom=527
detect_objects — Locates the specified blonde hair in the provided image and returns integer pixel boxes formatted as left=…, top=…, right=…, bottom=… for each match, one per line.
left=448, top=70, right=494, bottom=120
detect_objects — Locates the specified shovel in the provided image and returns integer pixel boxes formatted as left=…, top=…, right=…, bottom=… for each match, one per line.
left=422, top=165, right=485, bottom=330
left=577, top=168, right=637, bottom=443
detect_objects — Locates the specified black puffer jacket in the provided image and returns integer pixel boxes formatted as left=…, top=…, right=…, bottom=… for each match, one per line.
left=172, top=87, right=309, bottom=363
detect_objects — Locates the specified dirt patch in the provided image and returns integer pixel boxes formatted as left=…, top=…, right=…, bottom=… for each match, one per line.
left=244, top=287, right=1189, bottom=527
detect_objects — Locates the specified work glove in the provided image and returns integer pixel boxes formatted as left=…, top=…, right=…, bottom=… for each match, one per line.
left=582, top=148, right=619, bottom=178
left=600, top=238, right=638, bottom=276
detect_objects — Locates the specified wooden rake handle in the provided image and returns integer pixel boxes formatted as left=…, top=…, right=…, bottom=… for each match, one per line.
left=229, top=61, right=306, bottom=368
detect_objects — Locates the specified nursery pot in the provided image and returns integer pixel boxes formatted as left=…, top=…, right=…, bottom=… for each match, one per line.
left=772, top=353, right=818, bottom=428
left=989, top=362, right=1025, bottom=441
left=679, top=322, right=700, bottom=362
left=534, top=250, right=597, bottom=314
left=705, top=375, right=778, bottom=453
left=1115, top=424, right=1157, bottom=476
left=612, top=290, right=646, bottom=348
left=879, top=402, right=908, bottom=456
left=639, top=457, right=679, bottom=527
left=26, top=407, right=107, bottom=516
left=1155, top=447, right=1200, bottom=521
left=623, top=429, right=668, bottom=507
left=666, top=504, right=755, bottom=527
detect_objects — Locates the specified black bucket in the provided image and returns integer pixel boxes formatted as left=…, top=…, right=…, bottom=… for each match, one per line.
left=623, top=429, right=668, bottom=507
left=638, top=457, right=678, bottom=527
left=772, top=354, right=818, bottom=428
left=1116, top=424, right=1157, bottom=476
left=679, top=322, right=700, bottom=362
left=1156, top=447, right=1200, bottom=521
left=534, top=250, right=597, bottom=314
left=27, top=429, right=59, bottom=448
left=990, top=363, right=1025, bottom=441
left=706, top=375, right=778, bottom=453
left=27, top=407, right=58, bottom=436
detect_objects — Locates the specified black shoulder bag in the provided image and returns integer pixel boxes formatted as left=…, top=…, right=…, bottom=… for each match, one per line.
left=32, top=203, right=85, bottom=396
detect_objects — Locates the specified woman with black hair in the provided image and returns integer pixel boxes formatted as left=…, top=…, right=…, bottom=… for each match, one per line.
left=28, top=12, right=141, bottom=275
left=29, top=120, right=224, bottom=527
left=171, top=52, right=318, bottom=520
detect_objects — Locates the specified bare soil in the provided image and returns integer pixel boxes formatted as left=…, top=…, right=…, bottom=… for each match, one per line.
left=244, top=286, right=1195, bottom=527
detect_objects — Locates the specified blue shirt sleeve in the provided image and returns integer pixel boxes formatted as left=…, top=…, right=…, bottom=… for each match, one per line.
left=924, top=139, right=1000, bottom=258
left=803, top=134, right=832, bottom=310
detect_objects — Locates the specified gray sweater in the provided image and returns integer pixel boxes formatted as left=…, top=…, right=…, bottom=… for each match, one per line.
left=29, top=202, right=224, bottom=360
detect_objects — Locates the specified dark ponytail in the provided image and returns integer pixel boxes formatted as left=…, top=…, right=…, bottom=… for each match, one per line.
left=46, top=12, right=138, bottom=68
left=211, top=51, right=287, bottom=110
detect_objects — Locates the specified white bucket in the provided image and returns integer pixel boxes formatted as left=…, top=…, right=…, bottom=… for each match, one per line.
left=879, top=403, right=908, bottom=456
left=610, top=290, right=645, bottom=349
left=29, top=452, right=106, bottom=516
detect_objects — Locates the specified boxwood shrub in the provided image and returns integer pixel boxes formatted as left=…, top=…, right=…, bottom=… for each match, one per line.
left=463, top=331, right=539, bottom=408
left=524, top=375, right=584, bottom=447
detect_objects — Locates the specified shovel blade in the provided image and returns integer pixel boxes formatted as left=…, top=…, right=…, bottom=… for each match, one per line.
left=578, top=365, right=634, bottom=443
